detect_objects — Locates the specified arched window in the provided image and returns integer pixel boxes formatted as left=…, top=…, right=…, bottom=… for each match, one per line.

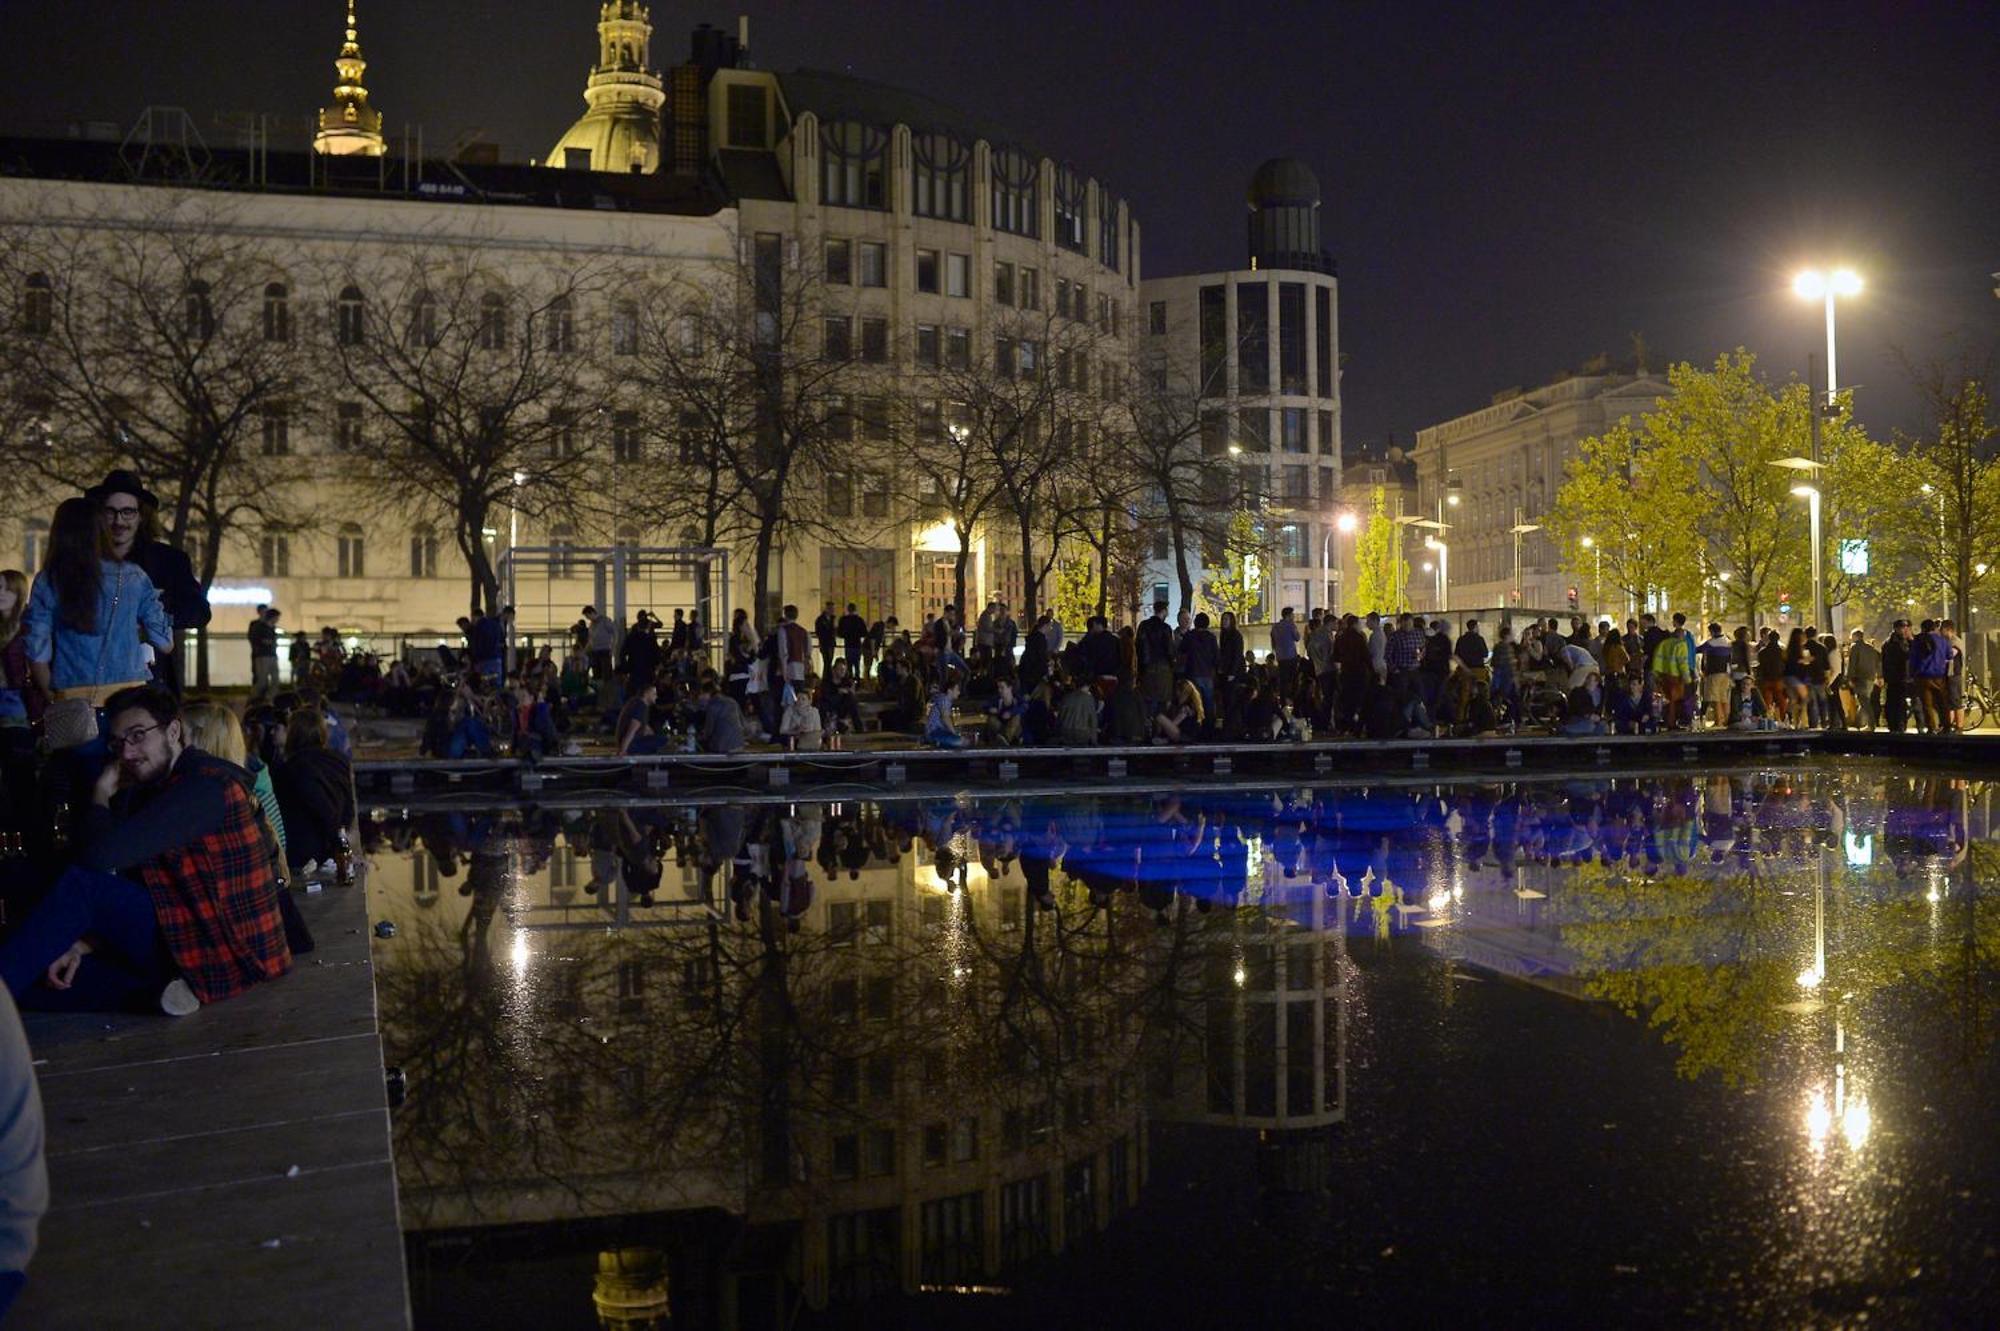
left=337, top=522, right=366, bottom=579
left=407, top=291, right=438, bottom=347
left=183, top=279, right=216, bottom=339
left=544, top=294, right=575, bottom=354
left=336, top=284, right=365, bottom=346
left=21, top=273, right=52, bottom=337
left=262, top=282, right=291, bottom=343
left=991, top=146, right=1039, bottom=238
left=911, top=132, right=970, bottom=222
left=820, top=121, right=889, bottom=210
left=409, top=523, right=438, bottom=579
left=1053, top=166, right=1088, bottom=254
left=23, top=517, right=49, bottom=571
left=477, top=292, right=508, bottom=351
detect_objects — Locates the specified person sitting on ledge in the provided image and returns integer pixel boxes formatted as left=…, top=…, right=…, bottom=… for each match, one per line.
left=1056, top=675, right=1100, bottom=746
left=0, top=686, right=290, bottom=1015
left=695, top=674, right=745, bottom=755
left=924, top=680, right=966, bottom=749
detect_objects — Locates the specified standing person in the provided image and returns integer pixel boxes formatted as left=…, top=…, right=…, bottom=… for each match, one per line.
left=1019, top=616, right=1051, bottom=693
left=1488, top=623, right=1519, bottom=725
left=247, top=605, right=280, bottom=699
left=1942, top=619, right=1966, bottom=732
left=837, top=602, right=868, bottom=675
left=617, top=611, right=661, bottom=691
left=87, top=472, right=209, bottom=697
left=995, top=602, right=1019, bottom=664
left=1270, top=607, right=1302, bottom=699
left=668, top=608, right=690, bottom=654
left=585, top=605, right=618, bottom=682
left=1648, top=617, right=1694, bottom=730
left=1307, top=612, right=1338, bottom=724
left=1845, top=629, right=1881, bottom=730
left=1180, top=611, right=1220, bottom=728
left=1366, top=610, right=1389, bottom=683
left=468, top=605, right=508, bottom=687
left=1910, top=619, right=1950, bottom=733
left=24, top=497, right=174, bottom=705
left=0, top=571, right=47, bottom=731
left=1217, top=611, right=1246, bottom=691
left=289, top=624, right=313, bottom=686
left=0, top=686, right=289, bottom=1014
left=1755, top=629, right=1787, bottom=724
left=815, top=602, right=839, bottom=678
left=1136, top=599, right=1175, bottom=708
left=1880, top=619, right=1912, bottom=732
left=1697, top=622, right=1734, bottom=729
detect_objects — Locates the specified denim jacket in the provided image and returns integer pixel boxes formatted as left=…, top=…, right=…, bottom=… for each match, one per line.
left=23, top=558, right=173, bottom=690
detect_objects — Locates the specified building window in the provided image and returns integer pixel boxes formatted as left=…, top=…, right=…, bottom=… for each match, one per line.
left=995, top=337, right=1015, bottom=379
left=675, top=408, right=704, bottom=463
left=992, top=146, right=1040, bottom=238
left=336, top=524, right=365, bottom=579
left=334, top=400, right=363, bottom=452
left=409, top=526, right=437, bottom=578
left=183, top=280, right=216, bottom=340
left=259, top=403, right=291, bottom=457
left=861, top=470, right=890, bottom=518
left=1318, top=409, right=1334, bottom=454
left=610, top=300, right=638, bottom=356
left=858, top=241, right=887, bottom=288
left=1282, top=466, right=1310, bottom=505
left=860, top=316, right=888, bottom=363
left=1149, top=300, right=1167, bottom=335
left=823, top=315, right=853, bottom=361
left=1199, top=284, right=1227, bottom=396
left=21, top=273, right=53, bottom=337
left=915, top=249, right=940, bottom=295
left=826, top=470, right=854, bottom=519
left=1018, top=339, right=1039, bottom=379
left=945, top=326, right=970, bottom=370
left=477, top=292, right=507, bottom=351
left=945, top=253, right=970, bottom=298
left=1098, top=186, right=1122, bottom=272
left=335, top=284, right=364, bottom=346
left=258, top=530, right=288, bottom=578
left=726, top=82, right=766, bottom=148
left=1319, top=464, right=1336, bottom=498
left=1199, top=411, right=1229, bottom=457
left=547, top=409, right=580, bottom=458
left=407, top=291, right=437, bottom=348
left=1019, top=267, right=1039, bottom=311
left=1053, top=166, right=1088, bottom=253
left=994, top=261, right=1014, bottom=306
left=1315, top=285, right=1334, bottom=397
left=860, top=396, right=891, bottom=441
left=262, top=282, right=291, bottom=343
left=823, top=237, right=852, bottom=286
left=911, top=131, right=971, bottom=221
left=1281, top=407, right=1307, bottom=453
left=1279, top=282, right=1307, bottom=395
left=826, top=394, right=854, bottom=441
left=821, top=121, right=889, bottom=210
left=915, top=323, right=940, bottom=368
left=612, top=410, right=642, bottom=462
left=1237, top=407, right=1268, bottom=452
left=545, top=294, right=575, bottom=354
left=1237, top=280, right=1269, bottom=393
left=23, top=518, right=49, bottom=571
left=1054, top=278, right=1070, bottom=320
left=914, top=399, right=943, bottom=443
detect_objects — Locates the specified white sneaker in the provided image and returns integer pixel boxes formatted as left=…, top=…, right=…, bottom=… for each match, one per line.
left=160, top=978, right=201, bottom=1017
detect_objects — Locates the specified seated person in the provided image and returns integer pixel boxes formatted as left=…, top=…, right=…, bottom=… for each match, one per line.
left=924, top=681, right=966, bottom=749
left=1021, top=679, right=1059, bottom=746
left=1245, top=685, right=1282, bottom=741
left=1155, top=678, right=1204, bottom=744
left=816, top=662, right=862, bottom=739
left=1056, top=679, right=1100, bottom=746
left=1609, top=675, right=1654, bottom=736
left=273, top=708, right=355, bottom=878
left=1729, top=675, right=1773, bottom=730
left=616, top=681, right=664, bottom=756
left=1563, top=671, right=1609, bottom=736
left=780, top=676, right=826, bottom=752
left=0, top=687, right=290, bottom=1015
left=1105, top=680, right=1151, bottom=745
left=695, top=676, right=746, bottom=755
left=989, top=677, right=1028, bottom=746
left=512, top=679, right=563, bottom=758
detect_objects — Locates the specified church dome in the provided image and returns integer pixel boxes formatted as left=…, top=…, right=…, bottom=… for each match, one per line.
left=548, top=2, right=666, bottom=173
left=1247, top=157, right=1321, bottom=209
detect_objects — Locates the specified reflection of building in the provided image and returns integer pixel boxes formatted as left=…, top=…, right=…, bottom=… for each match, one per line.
left=1409, top=367, right=1666, bottom=612
left=1139, top=158, right=1342, bottom=621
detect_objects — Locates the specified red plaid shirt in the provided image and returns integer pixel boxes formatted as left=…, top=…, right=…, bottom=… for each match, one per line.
left=131, top=752, right=292, bottom=1003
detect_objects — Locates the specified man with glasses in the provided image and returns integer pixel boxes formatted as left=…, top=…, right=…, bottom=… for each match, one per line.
left=0, top=686, right=290, bottom=1015
left=84, top=471, right=211, bottom=697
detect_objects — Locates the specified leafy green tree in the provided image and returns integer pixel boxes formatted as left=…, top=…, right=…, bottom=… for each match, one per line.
left=1351, top=485, right=1407, bottom=614
left=1874, top=364, right=2000, bottom=630
left=1202, top=509, right=1268, bottom=622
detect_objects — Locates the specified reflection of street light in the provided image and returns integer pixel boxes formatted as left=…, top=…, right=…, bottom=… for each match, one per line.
left=1793, top=267, right=1863, bottom=406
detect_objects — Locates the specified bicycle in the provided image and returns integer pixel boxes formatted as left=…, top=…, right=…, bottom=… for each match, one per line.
left=1961, top=675, right=1991, bottom=732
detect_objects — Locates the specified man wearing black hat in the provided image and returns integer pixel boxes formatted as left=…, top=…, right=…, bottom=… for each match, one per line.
left=86, top=471, right=211, bottom=696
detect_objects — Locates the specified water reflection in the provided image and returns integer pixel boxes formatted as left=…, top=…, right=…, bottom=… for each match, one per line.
left=366, top=767, right=2000, bottom=1328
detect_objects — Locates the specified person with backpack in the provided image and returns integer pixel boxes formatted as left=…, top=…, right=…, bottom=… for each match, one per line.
left=1910, top=618, right=1951, bottom=733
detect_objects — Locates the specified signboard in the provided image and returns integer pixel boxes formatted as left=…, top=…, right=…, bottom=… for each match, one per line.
left=1839, top=539, right=1870, bottom=577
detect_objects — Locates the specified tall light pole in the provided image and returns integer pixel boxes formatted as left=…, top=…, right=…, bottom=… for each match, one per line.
left=1325, top=509, right=1357, bottom=616
left=1920, top=482, right=1948, bottom=620
left=1793, top=267, right=1863, bottom=408
left=1772, top=457, right=1826, bottom=632
left=1580, top=535, right=1601, bottom=620
left=1510, top=511, right=1541, bottom=608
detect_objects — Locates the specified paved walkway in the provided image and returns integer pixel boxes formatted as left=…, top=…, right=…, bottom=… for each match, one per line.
left=13, top=874, right=409, bottom=1330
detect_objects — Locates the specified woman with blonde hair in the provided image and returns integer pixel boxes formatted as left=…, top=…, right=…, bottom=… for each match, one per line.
left=0, top=569, right=41, bottom=728
left=180, top=699, right=287, bottom=867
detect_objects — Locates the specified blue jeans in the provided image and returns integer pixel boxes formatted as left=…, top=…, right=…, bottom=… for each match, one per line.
left=927, top=729, right=966, bottom=749
left=446, top=713, right=493, bottom=758
left=0, top=865, right=172, bottom=1011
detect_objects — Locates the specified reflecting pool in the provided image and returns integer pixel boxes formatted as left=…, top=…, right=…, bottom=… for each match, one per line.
left=366, top=764, right=2000, bottom=1328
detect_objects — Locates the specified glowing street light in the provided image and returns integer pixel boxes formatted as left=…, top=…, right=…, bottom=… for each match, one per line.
left=1793, top=267, right=1863, bottom=407
left=1323, top=509, right=1358, bottom=616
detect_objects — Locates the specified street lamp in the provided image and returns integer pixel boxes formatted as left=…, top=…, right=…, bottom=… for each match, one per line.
left=1510, top=513, right=1541, bottom=608
left=1423, top=535, right=1449, bottom=613
left=1580, top=535, right=1602, bottom=620
left=1920, top=482, right=1949, bottom=620
left=1772, top=457, right=1826, bottom=631
left=1793, top=267, right=1863, bottom=407
left=1399, top=516, right=1447, bottom=613
left=1324, top=509, right=1357, bottom=616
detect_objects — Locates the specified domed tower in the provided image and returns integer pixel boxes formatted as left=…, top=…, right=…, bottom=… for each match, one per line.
left=314, top=0, right=386, bottom=157
left=548, top=1, right=666, bottom=173
left=1246, top=157, right=1331, bottom=274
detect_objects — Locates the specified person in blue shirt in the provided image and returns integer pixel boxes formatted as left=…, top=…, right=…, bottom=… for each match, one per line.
left=925, top=680, right=966, bottom=748
left=23, top=497, right=173, bottom=701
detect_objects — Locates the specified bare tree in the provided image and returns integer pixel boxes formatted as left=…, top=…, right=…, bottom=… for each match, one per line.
left=322, top=239, right=607, bottom=617
left=0, top=192, right=302, bottom=682
left=1119, top=338, right=1242, bottom=612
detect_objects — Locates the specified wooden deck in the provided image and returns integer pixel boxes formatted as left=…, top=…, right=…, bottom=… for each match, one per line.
left=13, top=873, right=410, bottom=1330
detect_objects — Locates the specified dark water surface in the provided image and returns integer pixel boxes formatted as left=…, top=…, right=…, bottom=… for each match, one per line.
left=366, top=763, right=2000, bottom=1328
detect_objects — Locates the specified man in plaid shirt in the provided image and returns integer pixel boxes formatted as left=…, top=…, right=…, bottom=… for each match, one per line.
left=0, top=687, right=290, bottom=1015
left=1386, top=613, right=1426, bottom=680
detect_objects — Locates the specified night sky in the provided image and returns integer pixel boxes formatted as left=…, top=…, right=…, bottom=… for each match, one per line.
left=2, top=1, right=1995, bottom=447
